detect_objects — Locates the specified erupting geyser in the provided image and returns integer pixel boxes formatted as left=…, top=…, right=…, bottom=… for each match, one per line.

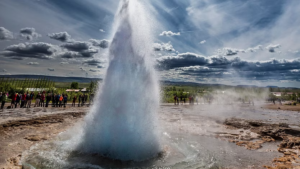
left=78, top=0, right=161, bottom=161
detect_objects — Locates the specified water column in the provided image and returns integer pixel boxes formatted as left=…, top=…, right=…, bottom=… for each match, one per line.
left=79, top=0, right=161, bottom=161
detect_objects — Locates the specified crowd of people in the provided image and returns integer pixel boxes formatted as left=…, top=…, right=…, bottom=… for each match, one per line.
left=0, top=91, right=95, bottom=110
left=173, top=95, right=199, bottom=105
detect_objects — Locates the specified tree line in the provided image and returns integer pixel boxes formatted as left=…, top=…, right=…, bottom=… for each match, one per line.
left=0, top=77, right=55, bottom=93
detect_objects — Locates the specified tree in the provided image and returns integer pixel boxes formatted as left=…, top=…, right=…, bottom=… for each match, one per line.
left=71, top=82, right=79, bottom=89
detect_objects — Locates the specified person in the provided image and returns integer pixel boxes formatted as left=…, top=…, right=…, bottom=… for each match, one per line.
left=27, top=92, right=34, bottom=108
left=78, top=94, right=81, bottom=107
left=1, top=92, right=7, bottom=109
left=174, top=95, right=177, bottom=105
left=59, top=94, right=63, bottom=107
left=45, top=93, right=51, bottom=107
left=80, top=94, right=84, bottom=106
left=89, top=93, right=94, bottom=105
left=196, top=96, right=198, bottom=105
left=63, top=94, right=68, bottom=108
left=85, top=94, right=88, bottom=105
left=52, top=93, right=56, bottom=107
left=34, top=93, right=41, bottom=107
left=21, top=93, right=26, bottom=108
left=82, top=94, right=85, bottom=106
left=40, top=93, right=45, bottom=107
left=11, top=92, right=17, bottom=108
left=15, top=93, right=21, bottom=108
left=56, top=94, right=60, bottom=107
left=72, top=95, right=76, bottom=107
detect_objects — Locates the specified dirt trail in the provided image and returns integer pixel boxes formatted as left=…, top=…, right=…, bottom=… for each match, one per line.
left=0, top=108, right=87, bottom=169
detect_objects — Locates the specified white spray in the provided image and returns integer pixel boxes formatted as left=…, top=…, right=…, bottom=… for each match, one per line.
left=78, top=0, right=161, bottom=161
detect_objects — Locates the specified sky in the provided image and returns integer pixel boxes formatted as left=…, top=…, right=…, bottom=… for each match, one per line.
left=0, top=0, right=300, bottom=87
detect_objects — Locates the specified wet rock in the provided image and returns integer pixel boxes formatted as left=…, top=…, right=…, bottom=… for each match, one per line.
left=236, top=140, right=264, bottom=150
left=24, top=135, right=47, bottom=141
left=262, top=136, right=276, bottom=142
left=279, top=137, right=300, bottom=149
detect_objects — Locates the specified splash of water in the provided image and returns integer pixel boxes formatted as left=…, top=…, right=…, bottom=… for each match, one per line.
left=78, top=0, right=161, bottom=161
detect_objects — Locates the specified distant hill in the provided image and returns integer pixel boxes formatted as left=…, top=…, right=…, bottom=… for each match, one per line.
left=161, top=80, right=232, bottom=88
left=0, top=75, right=102, bottom=83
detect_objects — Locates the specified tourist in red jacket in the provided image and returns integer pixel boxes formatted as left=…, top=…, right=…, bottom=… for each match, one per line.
left=21, top=93, right=26, bottom=108
left=10, top=93, right=17, bottom=108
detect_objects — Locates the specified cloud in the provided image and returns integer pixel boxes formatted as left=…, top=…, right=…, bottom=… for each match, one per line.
left=60, top=41, right=99, bottom=58
left=1, top=42, right=57, bottom=59
left=159, top=31, right=180, bottom=36
left=89, top=69, right=100, bottom=72
left=157, top=52, right=208, bottom=70
left=246, top=45, right=263, bottom=52
left=153, top=42, right=175, bottom=52
left=48, top=68, right=55, bottom=71
left=80, top=67, right=86, bottom=72
left=200, top=40, right=206, bottom=44
left=57, top=50, right=97, bottom=58
left=216, top=45, right=265, bottom=56
left=97, top=65, right=104, bottom=68
left=99, top=29, right=105, bottom=32
left=20, top=27, right=41, bottom=40
left=60, top=62, right=69, bottom=65
left=83, top=59, right=104, bottom=66
left=27, top=62, right=39, bottom=65
left=48, top=32, right=71, bottom=42
left=0, top=27, right=13, bottom=40
left=217, top=48, right=241, bottom=56
left=160, top=52, right=300, bottom=82
left=266, top=44, right=281, bottom=53
left=61, top=41, right=90, bottom=51
left=89, top=39, right=109, bottom=48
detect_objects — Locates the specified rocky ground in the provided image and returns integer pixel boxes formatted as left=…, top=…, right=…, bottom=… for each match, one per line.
left=0, top=107, right=88, bottom=169
left=0, top=103, right=299, bottom=169
left=220, top=118, right=300, bottom=169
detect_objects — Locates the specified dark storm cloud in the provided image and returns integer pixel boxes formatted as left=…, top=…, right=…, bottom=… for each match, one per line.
left=60, top=41, right=99, bottom=58
left=58, top=51, right=82, bottom=58
left=159, top=53, right=300, bottom=72
left=162, top=53, right=300, bottom=81
left=48, top=32, right=71, bottom=42
left=0, top=27, right=13, bottom=40
left=1, top=42, right=56, bottom=59
left=20, top=27, right=41, bottom=40
left=61, top=41, right=90, bottom=51
left=83, top=59, right=103, bottom=66
left=231, top=58, right=300, bottom=72
left=58, top=49, right=98, bottom=58
left=89, top=39, right=109, bottom=48
left=156, top=52, right=208, bottom=70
